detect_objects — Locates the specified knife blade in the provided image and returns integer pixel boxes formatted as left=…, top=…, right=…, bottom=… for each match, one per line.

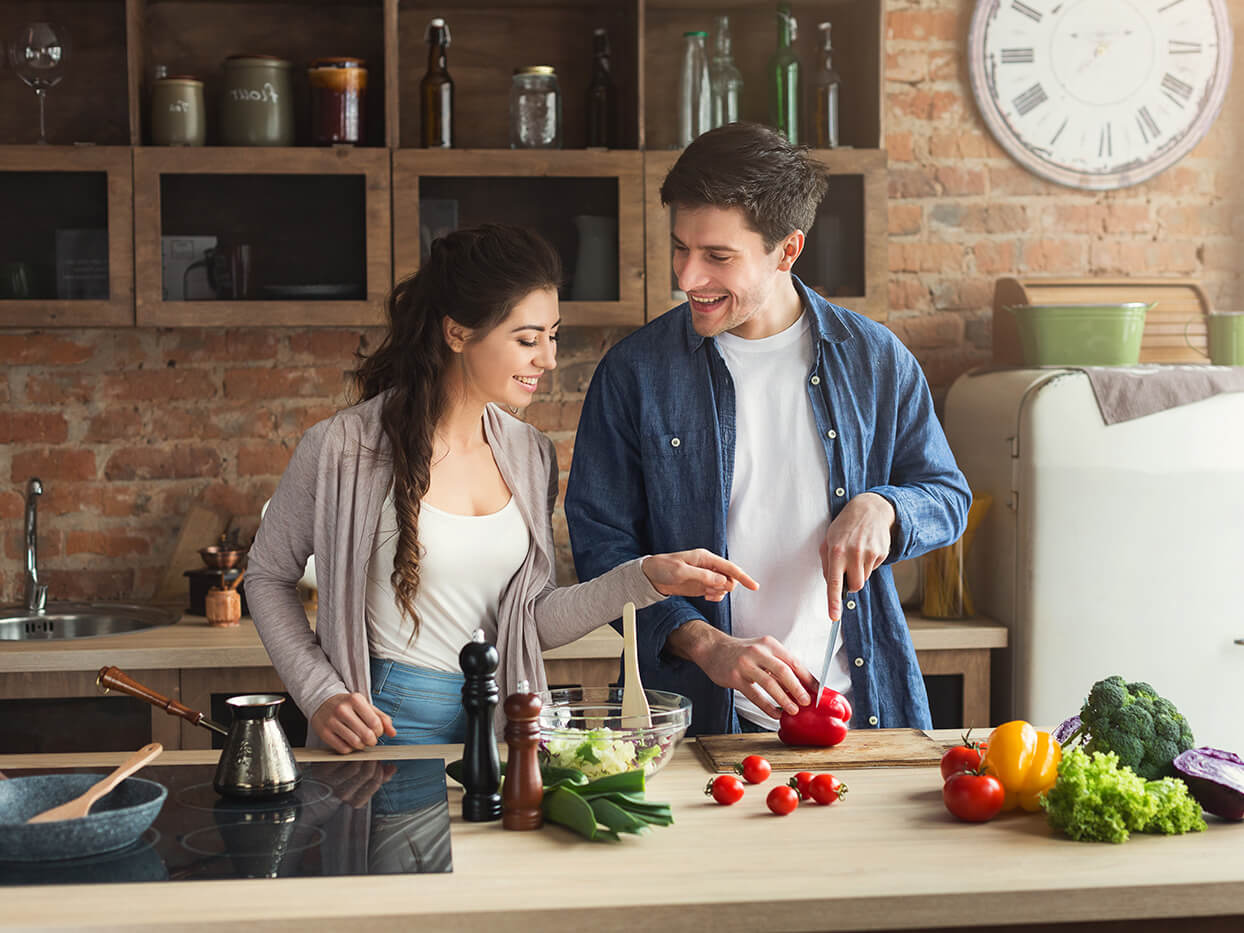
left=812, top=615, right=843, bottom=710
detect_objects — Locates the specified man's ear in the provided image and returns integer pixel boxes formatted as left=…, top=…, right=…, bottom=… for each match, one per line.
left=777, top=231, right=806, bottom=272
left=443, top=317, right=471, bottom=353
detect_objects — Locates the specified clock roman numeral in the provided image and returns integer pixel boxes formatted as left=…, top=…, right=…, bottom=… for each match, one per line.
left=1161, top=73, right=1194, bottom=107
left=1001, top=48, right=1035, bottom=64
left=1168, top=40, right=1203, bottom=54
left=1011, top=1, right=1043, bottom=23
left=1013, top=83, right=1048, bottom=117
left=1136, top=106, right=1161, bottom=143
left=1098, top=123, right=1112, bottom=159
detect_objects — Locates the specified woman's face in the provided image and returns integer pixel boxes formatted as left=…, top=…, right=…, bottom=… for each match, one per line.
left=453, top=287, right=560, bottom=411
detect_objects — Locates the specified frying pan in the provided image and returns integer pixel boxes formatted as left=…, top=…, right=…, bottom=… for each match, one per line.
left=0, top=774, right=167, bottom=862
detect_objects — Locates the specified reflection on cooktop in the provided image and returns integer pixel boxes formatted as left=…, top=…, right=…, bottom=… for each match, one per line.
left=0, top=758, right=452, bottom=886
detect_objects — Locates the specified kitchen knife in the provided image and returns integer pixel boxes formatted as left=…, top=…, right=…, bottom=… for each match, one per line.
left=812, top=615, right=843, bottom=710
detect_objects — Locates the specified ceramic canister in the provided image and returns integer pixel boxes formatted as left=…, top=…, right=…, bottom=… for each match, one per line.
left=151, top=75, right=206, bottom=146
left=220, top=54, right=294, bottom=146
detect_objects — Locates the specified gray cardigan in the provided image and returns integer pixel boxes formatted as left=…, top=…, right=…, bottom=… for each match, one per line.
left=246, top=393, right=663, bottom=745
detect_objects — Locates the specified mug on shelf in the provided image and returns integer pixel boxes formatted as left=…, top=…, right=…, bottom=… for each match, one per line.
left=1185, top=312, right=1244, bottom=366
left=183, top=244, right=251, bottom=300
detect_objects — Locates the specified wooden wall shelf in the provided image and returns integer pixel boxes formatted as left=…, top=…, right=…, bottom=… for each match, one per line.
left=0, top=0, right=888, bottom=329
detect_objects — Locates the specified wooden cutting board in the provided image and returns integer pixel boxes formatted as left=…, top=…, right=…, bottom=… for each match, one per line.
left=696, top=728, right=944, bottom=772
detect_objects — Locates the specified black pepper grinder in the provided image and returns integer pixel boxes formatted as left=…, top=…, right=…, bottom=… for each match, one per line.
left=458, top=628, right=502, bottom=822
left=502, top=679, right=544, bottom=831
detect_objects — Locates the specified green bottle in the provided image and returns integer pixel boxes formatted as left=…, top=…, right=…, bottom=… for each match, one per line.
left=768, top=2, right=801, bottom=144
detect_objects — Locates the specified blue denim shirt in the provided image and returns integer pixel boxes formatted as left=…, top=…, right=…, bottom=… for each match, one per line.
left=565, top=278, right=971, bottom=736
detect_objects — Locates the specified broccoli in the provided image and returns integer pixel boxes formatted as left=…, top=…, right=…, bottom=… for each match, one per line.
left=1041, top=747, right=1207, bottom=843
left=1068, top=676, right=1195, bottom=781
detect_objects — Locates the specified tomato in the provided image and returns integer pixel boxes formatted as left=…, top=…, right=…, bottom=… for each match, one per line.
left=942, top=771, right=1005, bottom=823
left=766, top=784, right=800, bottom=815
left=808, top=773, right=847, bottom=805
left=735, top=755, right=772, bottom=784
left=705, top=774, right=745, bottom=805
left=940, top=742, right=988, bottom=780
left=789, top=771, right=815, bottom=800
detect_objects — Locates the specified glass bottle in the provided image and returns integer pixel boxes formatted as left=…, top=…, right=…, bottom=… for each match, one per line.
left=421, top=17, right=453, bottom=148
left=709, top=15, right=743, bottom=129
left=586, top=27, right=616, bottom=148
left=768, top=2, right=801, bottom=144
left=812, top=22, right=840, bottom=148
left=678, top=30, right=711, bottom=148
left=510, top=66, right=561, bottom=148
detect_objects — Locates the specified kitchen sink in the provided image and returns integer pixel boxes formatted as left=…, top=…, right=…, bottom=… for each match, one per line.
left=0, top=603, right=179, bottom=641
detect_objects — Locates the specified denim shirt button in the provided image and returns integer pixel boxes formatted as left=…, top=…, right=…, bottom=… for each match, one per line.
left=854, top=657, right=864, bottom=667
left=846, top=600, right=856, bottom=610
left=835, top=487, right=845, bottom=497
left=868, top=715, right=879, bottom=726
left=670, top=437, right=680, bottom=448
left=828, top=429, right=837, bottom=439
left=810, top=375, right=820, bottom=385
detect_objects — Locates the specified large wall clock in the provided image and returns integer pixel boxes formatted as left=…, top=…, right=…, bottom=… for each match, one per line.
left=968, top=0, right=1234, bottom=190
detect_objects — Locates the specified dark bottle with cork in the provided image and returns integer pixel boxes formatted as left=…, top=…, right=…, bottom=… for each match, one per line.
left=502, top=680, right=543, bottom=830
left=585, top=27, right=616, bottom=148
left=421, top=17, right=453, bottom=148
left=458, top=629, right=501, bottom=822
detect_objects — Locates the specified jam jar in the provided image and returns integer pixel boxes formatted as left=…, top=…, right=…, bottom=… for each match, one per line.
left=309, top=57, right=368, bottom=145
left=509, top=66, right=561, bottom=149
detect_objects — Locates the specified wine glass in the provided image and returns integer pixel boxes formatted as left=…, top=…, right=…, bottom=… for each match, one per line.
left=8, top=23, right=70, bottom=144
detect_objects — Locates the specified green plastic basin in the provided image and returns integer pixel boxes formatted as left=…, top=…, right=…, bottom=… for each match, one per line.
left=1007, top=302, right=1153, bottom=366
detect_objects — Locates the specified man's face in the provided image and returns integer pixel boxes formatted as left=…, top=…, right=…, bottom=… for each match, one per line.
left=670, top=204, right=793, bottom=339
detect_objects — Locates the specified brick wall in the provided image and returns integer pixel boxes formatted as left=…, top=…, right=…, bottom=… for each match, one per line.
left=3, top=0, right=1242, bottom=603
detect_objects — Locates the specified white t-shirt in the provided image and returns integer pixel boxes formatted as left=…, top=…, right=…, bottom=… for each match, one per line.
left=716, top=313, right=852, bottom=730
left=365, top=493, right=530, bottom=672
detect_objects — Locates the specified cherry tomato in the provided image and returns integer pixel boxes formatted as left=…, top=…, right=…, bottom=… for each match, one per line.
left=808, top=773, right=847, bottom=805
left=939, top=732, right=989, bottom=780
left=735, top=755, right=772, bottom=784
left=789, top=771, right=815, bottom=800
left=942, top=771, right=1005, bottom=823
left=766, top=784, right=800, bottom=815
left=706, top=774, right=745, bottom=805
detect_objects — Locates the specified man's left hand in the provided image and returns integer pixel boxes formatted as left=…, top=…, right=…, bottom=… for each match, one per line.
left=820, top=492, right=896, bottom=620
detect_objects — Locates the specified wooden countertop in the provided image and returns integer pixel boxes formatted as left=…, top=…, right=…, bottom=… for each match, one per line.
left=0, top=734, right=1238, bottom=932
left=0, top=610, right=1005, bottom=675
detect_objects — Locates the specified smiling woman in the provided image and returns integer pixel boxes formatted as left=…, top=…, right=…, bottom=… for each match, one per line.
left=244, top=224, right=758, bottom=755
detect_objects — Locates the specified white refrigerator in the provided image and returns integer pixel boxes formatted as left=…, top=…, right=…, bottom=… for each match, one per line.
left=943, top=368, right=1244, bottom=752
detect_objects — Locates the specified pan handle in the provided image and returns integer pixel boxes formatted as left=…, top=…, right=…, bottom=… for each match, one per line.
left=97, top=665, right=229, bottom=736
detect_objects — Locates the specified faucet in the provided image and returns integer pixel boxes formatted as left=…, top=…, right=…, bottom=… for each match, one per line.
left=25, top=477, right=47, bottom=613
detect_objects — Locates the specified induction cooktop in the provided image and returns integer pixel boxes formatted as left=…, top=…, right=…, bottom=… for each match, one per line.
left=0, top=758, right=452, bottom=886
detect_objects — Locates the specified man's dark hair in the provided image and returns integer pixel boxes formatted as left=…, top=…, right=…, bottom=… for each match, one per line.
left=659, top=122, right=830, bottom=252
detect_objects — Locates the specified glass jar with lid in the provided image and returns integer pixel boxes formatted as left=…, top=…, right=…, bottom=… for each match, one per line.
left=509, top=66, right=561, bottom=149
left=308, top=57, right=368, bottom=145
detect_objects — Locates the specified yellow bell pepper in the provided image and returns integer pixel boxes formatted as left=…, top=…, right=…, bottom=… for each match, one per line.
left=982, top=720, right=1062, bottom=812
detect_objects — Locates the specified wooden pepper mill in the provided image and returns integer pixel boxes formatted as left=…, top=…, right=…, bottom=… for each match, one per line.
left=205, top=571, right=244, bottom=628
left=458, top=628, right=502, bottom=822
left=502, top=679, right=543, bottom=831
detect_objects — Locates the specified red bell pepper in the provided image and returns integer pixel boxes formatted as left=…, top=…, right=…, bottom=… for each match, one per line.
left=777, top=688, right=851, bottom=748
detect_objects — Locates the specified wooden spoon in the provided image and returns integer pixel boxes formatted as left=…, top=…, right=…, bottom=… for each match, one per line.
left=620, top=602, right=653, bottom=728
left=27, top=742, right=163, bottom=824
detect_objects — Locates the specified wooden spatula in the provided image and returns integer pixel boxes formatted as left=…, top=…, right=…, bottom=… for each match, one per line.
left=27, top=742, right=163, bottom=824
left=620, top=602, right=653, bottom=728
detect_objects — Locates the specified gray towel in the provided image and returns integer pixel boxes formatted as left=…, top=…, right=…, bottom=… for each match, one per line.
left=1077, top=364, right=1244, bottom=424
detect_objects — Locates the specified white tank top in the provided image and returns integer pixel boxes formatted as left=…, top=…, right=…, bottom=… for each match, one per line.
left=365, top=492, right=530, bottom=671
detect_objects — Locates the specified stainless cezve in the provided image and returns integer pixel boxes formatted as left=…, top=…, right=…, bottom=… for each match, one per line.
left=212, top=694, right=302, bottom=798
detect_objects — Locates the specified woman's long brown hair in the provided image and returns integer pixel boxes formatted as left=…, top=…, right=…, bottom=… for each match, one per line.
left=350, top=224, right=562, bottom=636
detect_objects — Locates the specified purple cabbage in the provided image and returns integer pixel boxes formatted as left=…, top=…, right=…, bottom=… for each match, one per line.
left=1052, top=714, right=1083, bottom=745
left=1171, top=747, right=1244, bottom=821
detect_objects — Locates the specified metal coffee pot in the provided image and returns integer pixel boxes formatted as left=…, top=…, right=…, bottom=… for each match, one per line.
left=97, top=666, right=300, bottom=798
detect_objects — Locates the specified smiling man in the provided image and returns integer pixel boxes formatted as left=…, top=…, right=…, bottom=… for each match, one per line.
left=565, top=122, right=972, bottom=737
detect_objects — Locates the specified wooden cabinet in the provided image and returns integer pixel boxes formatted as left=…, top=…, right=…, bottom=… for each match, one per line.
left=0, top=0, right=888, bottom=327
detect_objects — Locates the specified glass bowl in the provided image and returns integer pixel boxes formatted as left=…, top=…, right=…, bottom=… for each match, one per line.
left=537, top=686, right=692, bottom=780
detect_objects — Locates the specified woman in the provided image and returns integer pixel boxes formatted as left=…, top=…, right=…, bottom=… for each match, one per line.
left=246, top=225, right=756, bottom=754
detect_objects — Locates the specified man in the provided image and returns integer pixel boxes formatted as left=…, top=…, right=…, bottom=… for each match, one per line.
left=565, top=123, right=970, bottom=736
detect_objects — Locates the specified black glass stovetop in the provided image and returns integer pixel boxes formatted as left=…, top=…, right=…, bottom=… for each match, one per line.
left=0, top=758, right=452, bottom=886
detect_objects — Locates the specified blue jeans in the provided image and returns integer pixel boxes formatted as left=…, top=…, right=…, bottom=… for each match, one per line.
left=369, top=657, right=467, bottom=745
